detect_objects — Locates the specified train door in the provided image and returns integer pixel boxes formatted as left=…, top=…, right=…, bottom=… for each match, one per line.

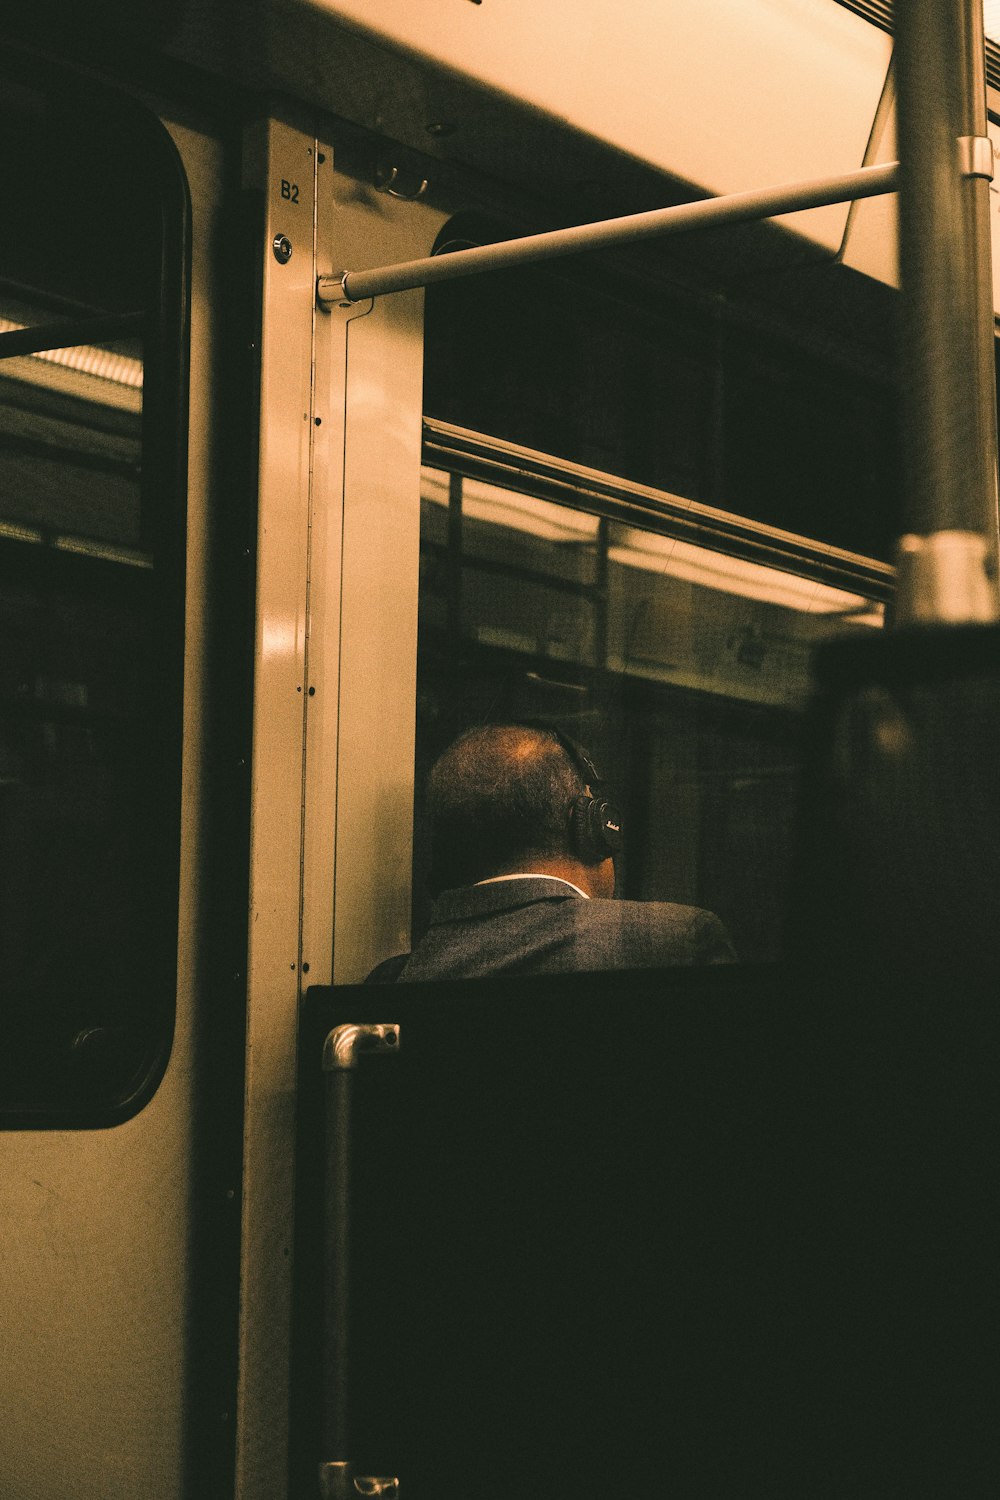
left=0, top=59, right=238, bottom=1499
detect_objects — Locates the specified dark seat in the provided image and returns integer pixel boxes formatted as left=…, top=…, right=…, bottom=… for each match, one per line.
left=293, top=964, right=996, bottom=1499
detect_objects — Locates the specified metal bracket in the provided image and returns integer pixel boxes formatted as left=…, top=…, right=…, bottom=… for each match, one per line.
left=894, top=530, right=999, bottom=625
left=317, top=271, right=353, bottom=309
left=322, top=1023, right=400, bottom=1071
left=957, top=135, right=994, bottom=180
left=319, top=1460, right=399, bottom=1498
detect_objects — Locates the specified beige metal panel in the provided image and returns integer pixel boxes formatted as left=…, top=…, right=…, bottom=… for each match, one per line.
left=329, top=293, right=426, bottom=980
left=237, top=132, right=447, bottom=1498
left=293, top=0, right=890, bottom=253
left=235, top=116, right=319, bottom=1500
left=0, top=116, right=222, bottom=1500
left=311, top=175, right=448, bottom=985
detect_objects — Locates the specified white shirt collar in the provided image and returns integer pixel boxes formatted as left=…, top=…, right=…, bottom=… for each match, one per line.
left=474, top=873, right=590, bottom=899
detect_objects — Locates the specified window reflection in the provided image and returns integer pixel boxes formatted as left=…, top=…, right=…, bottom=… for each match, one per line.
left=606, top=525, right=883, bottom=711
left=0, top=312, right=145, bottom=562
left=415, top=454, right=888, bottom=962
left=421, top=464, right=882, bottom=705
left=420, top=467, right=604, bottom=663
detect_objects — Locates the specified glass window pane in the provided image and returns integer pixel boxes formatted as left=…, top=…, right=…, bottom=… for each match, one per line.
left=0, top=334, right=144, bottom=554
left=607, top=523, right=882, bottom=710
left=461, top=477, right=600, bottom=582
left=0, top=65, right=185, bottom=1123
left=424, top=218, right=901, bottom=562
left=464, top=565, right=600, bottom=663
left=413, top=451, right=886, bottom=966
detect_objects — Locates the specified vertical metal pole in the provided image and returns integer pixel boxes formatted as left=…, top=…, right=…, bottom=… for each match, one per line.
left=322, top=1069, right=354, bottom=1473
left=320, top=1024, right=400, bottom=1500
left=894, top=0, right=1000, bottom=623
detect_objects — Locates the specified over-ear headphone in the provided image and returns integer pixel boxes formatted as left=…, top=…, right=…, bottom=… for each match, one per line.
left=523, top=724, right=625, bottom=865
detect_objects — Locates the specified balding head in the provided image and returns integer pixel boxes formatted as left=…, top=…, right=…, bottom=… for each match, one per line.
left=427, top=724, right=590, bottom=892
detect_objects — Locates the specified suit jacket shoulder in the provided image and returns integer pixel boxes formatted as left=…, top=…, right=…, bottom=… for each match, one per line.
left=576, top=898, right=737, bottom=968
left=377, top=878, right=736, bottom=982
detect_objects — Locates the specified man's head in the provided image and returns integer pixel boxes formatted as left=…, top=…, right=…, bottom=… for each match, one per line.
left=426, top=723, right=618, bottom=897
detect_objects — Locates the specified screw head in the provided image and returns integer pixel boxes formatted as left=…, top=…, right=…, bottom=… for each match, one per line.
left=272, top=234, right=293, bottom=265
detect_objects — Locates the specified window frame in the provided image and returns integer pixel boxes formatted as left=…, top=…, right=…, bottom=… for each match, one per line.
left=423, top=417, right=895, bottom=604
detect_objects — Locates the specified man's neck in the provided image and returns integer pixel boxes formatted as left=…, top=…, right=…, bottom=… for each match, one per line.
left=488, top=855, right=613, bottom=899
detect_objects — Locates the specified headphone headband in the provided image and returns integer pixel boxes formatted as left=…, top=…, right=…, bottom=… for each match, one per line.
left=541, top=725, right=604, bottom=794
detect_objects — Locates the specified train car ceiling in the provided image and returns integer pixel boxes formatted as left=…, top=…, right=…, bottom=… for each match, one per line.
left=132, top=0, right=883, bottom=277
left=271, top=0, right=891, bottom=254
left=12, top=1, right=1000, bottom=313
left=148, top=0, right=1000, bottom=316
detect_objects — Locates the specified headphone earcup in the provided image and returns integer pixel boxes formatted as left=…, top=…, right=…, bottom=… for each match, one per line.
left=570, top=794, right=623, bottom=864
left=569, top=795, right=595, bottom=863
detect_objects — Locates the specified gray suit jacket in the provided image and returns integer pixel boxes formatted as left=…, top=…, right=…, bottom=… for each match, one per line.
left=366, top=877, right=736, bottom=982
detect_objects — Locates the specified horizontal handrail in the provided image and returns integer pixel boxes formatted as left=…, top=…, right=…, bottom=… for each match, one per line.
left=318, top=162, right=899, bottom=306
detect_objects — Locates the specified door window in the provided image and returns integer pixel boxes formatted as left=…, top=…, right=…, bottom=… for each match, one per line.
left=0, top=63, right=188, bottom=1123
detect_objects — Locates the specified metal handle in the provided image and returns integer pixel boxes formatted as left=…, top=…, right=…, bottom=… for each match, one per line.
left=319, top=1460, right=399, bottom=1499
left=323, top=1023, right=400, bottom=1071
left=318, top=161, right=899, bottom=306
left=320, top=1024, right=401, bottom=1498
